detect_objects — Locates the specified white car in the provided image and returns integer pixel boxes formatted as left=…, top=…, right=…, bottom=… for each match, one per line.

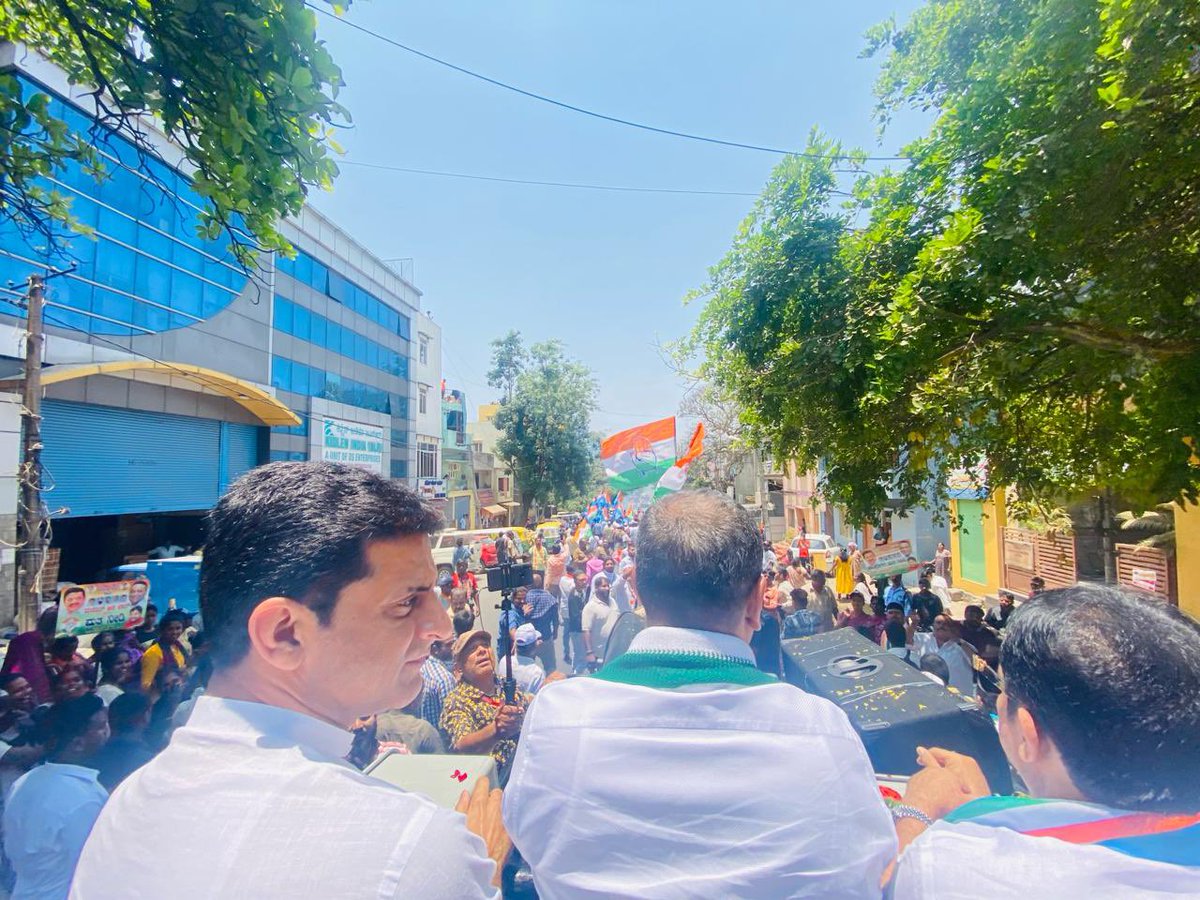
left=788, top=533, right=837, bottom=570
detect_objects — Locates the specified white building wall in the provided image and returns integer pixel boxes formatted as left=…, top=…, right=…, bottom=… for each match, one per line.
left=413, top=313, right=442, bottom=482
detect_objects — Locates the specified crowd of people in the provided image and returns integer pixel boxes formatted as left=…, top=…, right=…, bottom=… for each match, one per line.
left=0, top=600, right=213, bottom=895
left=0, top=461, right=1196, bottom=898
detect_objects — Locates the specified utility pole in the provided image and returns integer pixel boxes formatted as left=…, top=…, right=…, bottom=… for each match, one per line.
left=16, top=274, right=45, bottom=632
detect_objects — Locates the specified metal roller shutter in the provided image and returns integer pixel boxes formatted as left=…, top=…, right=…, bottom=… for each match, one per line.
left=219, top=421, right=262, bottom=493
left=41, top=400, right=259, bottom=518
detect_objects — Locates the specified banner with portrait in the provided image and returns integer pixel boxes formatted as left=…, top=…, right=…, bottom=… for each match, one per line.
left=56, top=579, right=150, bottom=636
left=861, top=541, right=920, bottom=580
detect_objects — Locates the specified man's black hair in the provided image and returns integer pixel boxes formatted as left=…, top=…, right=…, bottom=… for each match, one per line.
left=790, top=588, right=807, bottom=609
left=49, top=693, right=104, bottom=750
left=886, top=601, right=905, bottom=612
left=452, top=609, right=475, bottom=636
left=918, top=653, right=950, bottom=684
left=97, top=646, right=130, bottom=682
left=200, top=461, right=444, bottom=666
left=108, top=691, right=151, bottom=732
left=159, top=609, right=188, bottom=630
left=0, top=672, right=28, bottom=691
left=1001, top=585, right=1200, bottom=812
left=636, top=490, right=761, bottom=628
left=145, top=603, right=158, bottom=614
left=884, top=621, right=908, bottom=650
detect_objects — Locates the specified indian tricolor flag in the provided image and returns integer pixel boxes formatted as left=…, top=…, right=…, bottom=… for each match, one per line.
left=600, top=417, right=678, bottom=493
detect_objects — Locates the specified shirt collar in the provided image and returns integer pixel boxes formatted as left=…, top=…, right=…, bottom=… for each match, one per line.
left=628, top=626, right=755, bottom=664
left=44, top=762, right=102, bottom=783
left=186, top=695, right=353, bottom=760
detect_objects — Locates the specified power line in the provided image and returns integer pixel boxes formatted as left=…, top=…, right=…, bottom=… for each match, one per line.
left=337, top=160, right=761, bottom=197
left=309, top=4, right=909, bottom=163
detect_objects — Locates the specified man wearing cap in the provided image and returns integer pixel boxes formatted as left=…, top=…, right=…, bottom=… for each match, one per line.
left=441, top=630, right=527, bottom=786
left=72, top=462, right=505, bottom=899
left=510, top=625, right=546, bottom=695
left=505, top=490, right=895, bottom=898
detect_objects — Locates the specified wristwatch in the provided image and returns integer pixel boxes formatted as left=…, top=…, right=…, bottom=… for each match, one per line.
left=890, top=804, right=934, bottom=827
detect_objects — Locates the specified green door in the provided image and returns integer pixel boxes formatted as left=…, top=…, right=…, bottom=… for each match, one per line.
left=957, top=500, right=987, bottom=585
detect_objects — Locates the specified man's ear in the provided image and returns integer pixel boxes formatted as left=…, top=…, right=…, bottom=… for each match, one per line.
left=245, top=597, right=314, bottom=673
left=744, top=575, right=766, bottom=628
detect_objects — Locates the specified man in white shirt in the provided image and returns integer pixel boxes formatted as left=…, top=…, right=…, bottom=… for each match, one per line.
left=505, top=490, right=896, bottom=898
left=930, top=614, right=976, bottom=697
left=5, top=693, right=109, bottom=900
left=580, top=575, right=617, bottom=669
left=71, top=462, right=506, bottom=899
left=510, top=625, right=546, bottom=695
left=890, top=585, right=1200, bottom=897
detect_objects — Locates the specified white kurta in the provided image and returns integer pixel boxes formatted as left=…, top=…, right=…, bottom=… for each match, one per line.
left=504, top=626, right=897, bottom=898
left=70, top=696, right=498, bottom=899
left=893, top=819, right=1200, bottom=898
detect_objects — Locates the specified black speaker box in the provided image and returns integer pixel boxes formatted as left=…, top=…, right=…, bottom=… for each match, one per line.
left=782, top=629, right=1013, bottom=794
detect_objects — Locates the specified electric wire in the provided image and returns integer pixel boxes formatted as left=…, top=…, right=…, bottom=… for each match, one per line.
left=308, top=4, right=908, bottom=163
left=337, top=160, right=762, bottom=197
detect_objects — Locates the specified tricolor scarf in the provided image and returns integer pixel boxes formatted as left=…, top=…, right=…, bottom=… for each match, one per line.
left=945, top=795, right=1200, bottom=869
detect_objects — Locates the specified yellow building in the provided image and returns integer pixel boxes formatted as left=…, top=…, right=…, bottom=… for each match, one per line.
left=948, top=490, right=1008, bottom=598
left=1175, top=501, right=1200, bottom=621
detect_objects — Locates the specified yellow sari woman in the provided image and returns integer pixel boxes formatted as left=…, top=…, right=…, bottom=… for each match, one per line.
left=833, top=550, right=855, bottom=598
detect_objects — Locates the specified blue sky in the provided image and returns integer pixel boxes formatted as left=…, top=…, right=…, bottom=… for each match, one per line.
left=310, top=0, right=928, bottom=435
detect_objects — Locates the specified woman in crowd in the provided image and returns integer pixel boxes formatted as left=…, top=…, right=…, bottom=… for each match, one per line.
left=139, top=610, right=189, bottom=692
left=0, top=607, right=58, bottom=705
left=927, top=540, right=953, bottom=586
left=51, top=667, right=89, bottom=705
left=0, top=674, right=44, bottom=794
left=836, top=593, right=885, bottom=643
left=95, top=647, right=136, bottom=707
left=833, top=548, right=855, bottom=599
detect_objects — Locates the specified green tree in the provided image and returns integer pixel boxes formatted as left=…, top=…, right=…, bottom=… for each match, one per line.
left=690, top=0, right=1200, bottom=520
left=486, top=329, right=527, bottom=402
left=494, top=340, right=598, bottom=513
left=1, top=0, right=349, bottom=259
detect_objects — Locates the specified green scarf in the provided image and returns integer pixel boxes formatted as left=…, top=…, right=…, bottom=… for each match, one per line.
left=592, top=650, right=777, bottom=689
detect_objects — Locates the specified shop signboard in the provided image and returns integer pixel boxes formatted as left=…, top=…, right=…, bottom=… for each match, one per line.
left=1130, top=567, right=1159, bottom=593
left=419, top=478, right=447, bottom=500
left=321, top=416, right=385, bottom=474
left=946, top=461, right=990, bottom=499
left=56, top=579, right=150, bottom=636
left=862, top=541, right=920, bottom=579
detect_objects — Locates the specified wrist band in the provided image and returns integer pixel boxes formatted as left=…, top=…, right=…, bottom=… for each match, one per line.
left=890, top=804, right=934, bottom=827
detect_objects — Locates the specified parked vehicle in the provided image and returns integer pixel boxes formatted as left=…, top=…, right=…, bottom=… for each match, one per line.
left=430, top=527, right=533, bottom=574
left=788, top=533, right=837, bottom=571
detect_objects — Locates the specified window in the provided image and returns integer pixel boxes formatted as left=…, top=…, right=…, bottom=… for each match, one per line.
left=390, top=459, right=408, bottom=480
left=498, top=476, right=511, bottom=495
left=417, top=441, right=438, bottom=478
left=418, top=385, right=428, bottom=415
left=419, top=334, right=429, bottom=365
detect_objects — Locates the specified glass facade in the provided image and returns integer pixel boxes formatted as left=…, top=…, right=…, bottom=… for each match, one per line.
left=273, top=295, right=408, bottom=378
left=276, top=249, right=410, bottom=340
left=270, top=355, right=392, bottom=414
left=0, top=75, right=248, bottom=335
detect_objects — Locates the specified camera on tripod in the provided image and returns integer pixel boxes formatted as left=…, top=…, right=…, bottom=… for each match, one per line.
left=485, top=561, right=533, bottom=593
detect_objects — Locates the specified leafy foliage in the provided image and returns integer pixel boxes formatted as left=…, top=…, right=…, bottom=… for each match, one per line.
left=486, top=329, right=527, bottom=403
left=690, top=0, right=1200, bottom=520
left=0, top=0, right=350, bottom=260
left=494, top=341, right=598, bottom=511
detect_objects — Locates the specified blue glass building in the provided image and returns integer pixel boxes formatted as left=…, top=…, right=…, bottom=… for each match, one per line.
left=0, top=54, right=420, bottom=595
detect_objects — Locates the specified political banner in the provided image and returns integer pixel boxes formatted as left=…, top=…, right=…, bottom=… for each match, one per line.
left=861, top=541, right=920, bottom=579
left=56, top=579, right=150, bottom=636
